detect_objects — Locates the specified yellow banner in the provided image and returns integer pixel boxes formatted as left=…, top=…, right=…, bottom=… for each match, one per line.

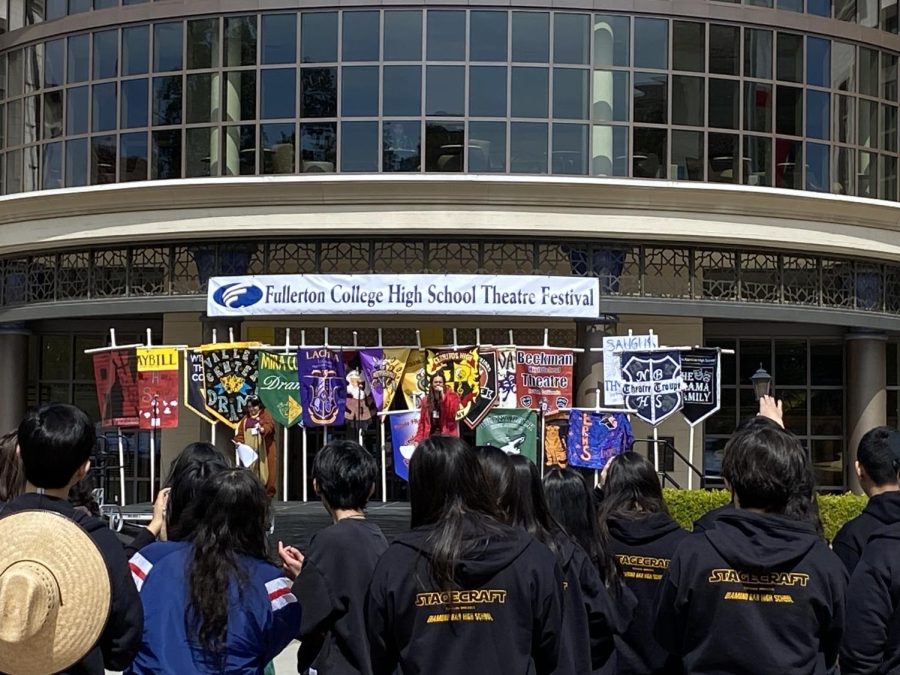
left=136, top=347, right=179, bottom=372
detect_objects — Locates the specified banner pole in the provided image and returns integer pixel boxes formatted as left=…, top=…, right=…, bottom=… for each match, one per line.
left=539, top=409, right=546, bottom=476
left=149, top=425, right=155, bottom=502
left=380, top=419, right=387, bottom=502
left=302, top=426, right=308, bottom=502
left=118, top=430, right=126, bottom=507
left=283, top=425, right=289, bottom=502
left=688, top=425, right=695, bottom=490
left=653, top=426, right=660, bottom=473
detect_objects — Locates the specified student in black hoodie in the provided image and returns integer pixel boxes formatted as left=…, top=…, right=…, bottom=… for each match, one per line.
left=654, top=419, right=847, bottom=674
left=598, top=452, right=688, bottom=675
left=279, top=440, right=388, bottom=675
left=832, top=426, right=900, bottom=574
left=1, top=404, right=143, bottom=675
left=366, top=436, right=563, bottom=675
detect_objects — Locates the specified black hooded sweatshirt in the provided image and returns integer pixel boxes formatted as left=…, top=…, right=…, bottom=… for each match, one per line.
left=654, top=510, right=847, bottom=675
left=1, top=493, right=143, bottom=675
left=366, top=516, right=564, bottom=675
left=840, top=521, right=900, bottom=674
left=832, top=491, right=900, bottom=575
left=607, top=512, right=689, bottom=675
left=691, top=502, right=734, bottom=533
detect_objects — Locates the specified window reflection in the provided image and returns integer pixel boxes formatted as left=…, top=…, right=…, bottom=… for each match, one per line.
left=120, top=131, right=149, bottom=181
left=300, top=68, right=336, bottom=118
left=343, top=12, right=380, bottom=62
left=383, top=120, right=421, bottom=172
left=633, top=127, right=667, bottom=178
left=633, top=72, right=667, bottom=125
left=261, top=14, right=296, bottom=65
left=65, top=137, right=88, bottom=186
left=594, top=15, right=629, bottom=68
left=91, top=135, right=116, bottom=184
left=225, top=17, right=257, bottom=68
left=300, top=122, right=336, bottom=173
left=468, top=121, right=506, bottom=172
left=301, top=13, right=337, bottom=64
left=154, top=23, right=183, bottom=73
left=672, top=129, right=703, bottom=180
left=42, top=141, right=62, bottom=189
left=426, top=66, right=464, bottom=117
left=342, top=121, right=379, bottom=172
left=593, top=70, right=628, bottom=122
left=554, top=14, right=589, bottom=66
left=261, top=69, right=297, bottom=119
left=510, top=121, right=547, bottom=173
left=186, top=127, right=217, bottom=177
left=511, top=67, right=548, bottom=118
left=384, top=11, right=422, bottom=62
left=187, top=19, right=218, bottom=70
left=223, top=125, right=255, bottom=175
left=470, top=12, right=507, bottom=62
left=425, top=121, right=464, bottom=171
left=744, top=135, right=772, bottom=186
left=153, top=75, right=182, bottom=126
left=552, top=123, right=588, bottom=175
left=592, top=124, right=627, bottom=176
left=151, top=129, right=181, bottom=179
left=261, top=123, right=295, bottom=174
left=775, top=138, right=801, bottom=189
left=553, top=69, right=589, bottom=120
left=428, top=11, right=466, bottom=62
left=469, top=66, right=507, bottom=117
left=342, top=67, right=378, bottom=117
left=383, top=66, right=421, bottom=116
left=634, top=18, right=668, bottom=70
left=512, top=12, right=549, bottom=63
left=708, top=133, right=739, bottom=183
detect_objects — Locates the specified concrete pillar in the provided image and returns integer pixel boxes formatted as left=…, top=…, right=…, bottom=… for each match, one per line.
left=591, top=19, right=614, bottom=176
left=846, top=331, right=887, bottom=494
left=0, top=323, right=29, bottom=433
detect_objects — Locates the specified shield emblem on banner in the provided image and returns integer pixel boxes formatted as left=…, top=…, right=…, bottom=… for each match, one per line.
left=621, top=352, right=684, bottom=426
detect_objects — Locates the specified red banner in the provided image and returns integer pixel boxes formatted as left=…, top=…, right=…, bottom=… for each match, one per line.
left=515, top=348, right=574, bottom=414
left=137, top=348, right=180, bottom=429
left=92, top=349, right=140, bottom=427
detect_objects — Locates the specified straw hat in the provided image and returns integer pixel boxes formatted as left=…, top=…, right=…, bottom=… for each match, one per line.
left=0, top=511, right=111, bottom=675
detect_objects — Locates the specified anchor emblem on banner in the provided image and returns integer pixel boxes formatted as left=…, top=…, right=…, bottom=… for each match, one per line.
left=621, top=351, right=684, bottom=426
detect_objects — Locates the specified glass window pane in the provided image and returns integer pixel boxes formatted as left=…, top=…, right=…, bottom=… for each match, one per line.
left=187, top=19, right=219, bottom=70
left=93, top=29, right=118, bottom=79
left=8, top=50, right=23, bottom=97
left=744, top=82, right=773, bottom=133
left=552, top=123, right=587, bottom=175
left=91, top=135, right=116, bottom=185
left=153, top=75, right=182, bottom=126
left=883, top=53, right=898, bottom=99
left=185, top=126, right=217, bottom=177
left=593, top=15, right=629, bottom=68
left=470, top=11, right=507, bottom=62
left=881, top=155, right=897, bottom=201
left=301, top=13, right=337, bottom=64
left=709, top=79, right=739, bottom=129
left=470, top=66, right=507, bottom=117
left=23, top=44, right=41, bottom=95
left=710, top=24, right=740, bottom=75
left=775, top=138, right=802, bottom=189
left=341, top=121, right=379, bottom=172
left=154, top=23, right=183, bottom=73
left=123, top=26, right=150, bottom=76
left=43, top=141, right=63, bottom=189
left=69, top=0, right=90, bottom=13
left=553, top=68, right=588, bottom=120
left=300, top=68, right=336, bottom=118
left=776, top=85, right=802, bottom=136
left=859, top=99, right=878, bottom=148
left=673, top=21, right=704, bottom=72
left=778, top=0, right=803, bottom=10
left=776, top=33, right=802, bottom=83
left=510, top=121, right=548, bottom=173
left=672, top=129, right=703, bottom=181
left=811, top=343, right=843, bottom=385
left=223, top=71, right=256, bottom=121
left=672, top=75, right=703, bottom=126
left=744, top=29, right=772, bottom=79
left=152, top=130, right=182, bottom=178
left=120, top=132, right=148, bottom=182
left=92, top=82, right=116, bottom=132
left=342, top=66, right=378, bottom=117
left=512, top=12, right=549, bottom=63
left=511, top=67, right=549, bottom=118
left=592, top=124, right=627, bottom=176
left=261, top=14, right=296, bottom=65
left=633, top=72, right=667, bottom=125
left=46, top=0, right=66, bottom=20
left=261, top=68, right=296, bottom=119
left=859, top=47, right=879, bottom=97
left=426, top=65, right=464, bottom=117
left=44, top=39, right=64, bottom=88
left=185, top=73, right=215, bottom=124
left=428, top=10, right=465, bottom=61
left=425, top=120, right=464, bottom=171
left=806, top=90, right=830, bottom=140
left=811, top=439, right=843, bottom=488
left=66, top=86, right=88, bottom=135
left=634, top=18, right=667, bottom=70
left=5, top=149, right=22, bottom=193
left=744, top=135, right=772, bottom=187
left=836, top=0, right=857, bottom=20
left=343, top=12, right=380, bottom=62
left=224, top=16, right=257, bottom=68
left=384, top=11, right=422, bottom=61
left=883, top=0, right=899, bottom=31
left=383, top=120, right=421, bottom=172
left=809, top=0, right=833, bottom=15
left=7, top=99, right=23, bottom=148
left=44, top=91, right=63, bottom=139
left=23, top=145, right=39, bottom=192
left=469, top=120, right=506, bottom=172
left=833, top=94, right=855, bottom=144
left=383, top=66, right=421, bottom=116
left=260, top=123, right=295, bottom=175
left=883, top=104, right=898, bottom=152
left=708, top=132, right=739, bottom=184
left=223, top=125, right=255, bottom=175
left=859, top=0, right=879, bottom=25
left=65, top=138, right=88, bottom=187
left=300, top=122, right=336, bottom=173
left=68, top=35, right=89, bottom=83
left=554, top=13, right=589, bottom=65
left=859, top=150, right=876, bottom=197
left=832, top=42, right=856, bottom=91
left=633, top=127, right=667, bottom=179
left=592, top=70, right=628, bottom=122
left=833, top=145, right=856, bottom=195
left=23, top=96, right=38, bottom=145
left=806, top=142, right=829, bottom=191
left=807, top=38, right=830, bottom=87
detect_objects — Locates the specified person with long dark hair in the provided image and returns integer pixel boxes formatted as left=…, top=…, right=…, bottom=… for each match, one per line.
left=598, top=452, right=688, bottom=675
left=127, top=469, right=300, bottom=674
left=474, top=445, right=519, bottom=521
left=0, top=430, right=24, bottom=503
left=366, top=436, right=563, bottom=675
left=412, top=374, right=461, bottom=442
left=506, top=455, right=630, bottom=674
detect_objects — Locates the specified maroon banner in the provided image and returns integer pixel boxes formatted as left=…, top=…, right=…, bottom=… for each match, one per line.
left=515, top=348, right=574, bottom=414
left=137, top=348, right=180, bottom=429
left=92, top=349, right=140, bottom=427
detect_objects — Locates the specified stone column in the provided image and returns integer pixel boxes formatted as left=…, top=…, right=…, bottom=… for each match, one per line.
left=0, top=323, right=29, bottom=433
left=846, top=331, right=887, bottom=494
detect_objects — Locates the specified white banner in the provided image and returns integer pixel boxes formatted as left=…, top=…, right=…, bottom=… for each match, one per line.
left=603, top=333, right=658, bottom=405
left=207, top=274, right=600, bottom=318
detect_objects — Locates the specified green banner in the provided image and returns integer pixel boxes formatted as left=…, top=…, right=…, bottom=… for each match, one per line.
left=257, top=352, right=302, bottom=427
left=475, top=408, right=538, bottom=464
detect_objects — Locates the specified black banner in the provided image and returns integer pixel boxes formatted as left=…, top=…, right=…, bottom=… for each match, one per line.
left=681, top=348, right=721, bottom=426
left=464, top=350, right=499, bottom=429
left=621, top=350, right=684, bottom=426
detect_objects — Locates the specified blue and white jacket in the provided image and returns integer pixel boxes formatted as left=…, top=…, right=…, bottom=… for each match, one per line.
left=126, top=541, right=300, bottom=674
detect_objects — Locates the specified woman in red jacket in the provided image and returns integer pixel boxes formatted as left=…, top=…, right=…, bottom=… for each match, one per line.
left=413, top=374, right=461, bottom=442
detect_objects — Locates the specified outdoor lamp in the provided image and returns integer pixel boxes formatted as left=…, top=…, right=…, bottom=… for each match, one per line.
left=750, top=365, right=772, bottom=401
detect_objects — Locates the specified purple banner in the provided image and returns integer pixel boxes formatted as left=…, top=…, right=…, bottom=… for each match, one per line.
left=298, top=347, right=347, bottom=427
left=359, top=347, right=409, bottom=412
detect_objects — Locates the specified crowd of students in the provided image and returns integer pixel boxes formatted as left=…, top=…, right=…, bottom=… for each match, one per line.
left=3, top=399, right=900, bottom=673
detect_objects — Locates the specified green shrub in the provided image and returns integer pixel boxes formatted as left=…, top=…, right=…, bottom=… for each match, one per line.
left=662, top=489, right=868, bottom=541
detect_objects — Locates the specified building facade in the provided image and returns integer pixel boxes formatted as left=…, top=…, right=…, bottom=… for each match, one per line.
left=1, top=0, right=899, bottom=498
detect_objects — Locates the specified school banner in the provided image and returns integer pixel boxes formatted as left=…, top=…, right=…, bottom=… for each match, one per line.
left=184, top=351, right=216, bottom=424
left=401, top=350, right=428, bottom=410
left=257, top=352, right=302, bottom=428
left=515, top=349, right=575, bottom=414
left=464, top=350, right=499, bottom=429
left=344, top=351, right=376, bottom=424
left=200, top=343, right=260, bottom=429
left=426, top=348, right=480, bottom=421
left=603, top=333, right=659, bottom=405
left=136, top=348, right=179, bottom=430
left=475, top=408, right=538, bottom=464
left=298, top=347, right=346, bottom=427
left=496, top=347, right=518, bottom=408
left=621, top=350, right=684, bottom=426
left=681, top=348, right=721, bottom=426
left=360, top=347, right=410, bottom=412
left=389, top=410, right=421, bottom=481
left=92, top=349, right=140, bottom=427
left=566, top=411, right=634, bottom=470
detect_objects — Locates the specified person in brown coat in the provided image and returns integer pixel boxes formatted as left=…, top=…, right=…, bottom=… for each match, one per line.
left=233, top=395, right=277, bottom=498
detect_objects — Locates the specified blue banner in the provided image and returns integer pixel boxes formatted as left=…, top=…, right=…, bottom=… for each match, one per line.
left=298, top=347, right=346, bottom=427
left=388, top=411, right=421, bottom=481
left=566, top=410, right=634, bottom=470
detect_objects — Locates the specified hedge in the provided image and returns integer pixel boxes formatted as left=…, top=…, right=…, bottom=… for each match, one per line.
left=662, top=489, right=868, bottom=541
